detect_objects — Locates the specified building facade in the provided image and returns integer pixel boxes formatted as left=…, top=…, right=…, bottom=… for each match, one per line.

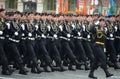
left=0, top=0, right=120, bottom=15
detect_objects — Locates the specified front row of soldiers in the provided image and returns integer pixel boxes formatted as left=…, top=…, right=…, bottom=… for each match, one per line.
left=0, top=9, right=120, bottom=78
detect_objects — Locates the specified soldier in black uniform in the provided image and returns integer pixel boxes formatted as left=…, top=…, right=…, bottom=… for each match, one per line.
left=24, top=13, right=43, bottom=74
left=35, top=15, right=56, bottom=72
left=81, top=19, right=94, bottom=69
left=46, top=17, right=67, bottom=71
left=70, top=19, right=89, bottom=70
left=5, top=11, right=28, bottom=75
left=114, top=15, right=120, bottom=62
left=0, top=8, right=14, bottom=75
left=58, top=17, right=82, bottom=70
left=105, top=15, right=120, bottom=69
left=88, top=19, right=113, bottom=79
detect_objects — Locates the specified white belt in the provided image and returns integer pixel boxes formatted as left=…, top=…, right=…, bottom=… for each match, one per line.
left=28, top=37, right=35, bottom=41
left=21, top=37, right=26, bottom=40
left=82, top=37, right=91, bottom=42
left=106, top=37, right=114, bottom=40
left=9, top=38, right=20, bottom=43
left=73, top=36, right=82, bottom=40
left=115, top=36, right=120, bottom=39
left=59, top=36, right=70, bottom=41
left=0, top=36, right=5, bottom=40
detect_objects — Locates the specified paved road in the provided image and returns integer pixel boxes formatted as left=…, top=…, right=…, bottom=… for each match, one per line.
left=0, top=68, right=120, bottom=79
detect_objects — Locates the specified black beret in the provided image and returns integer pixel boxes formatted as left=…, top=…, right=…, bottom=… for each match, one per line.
left=0, top=8, right=5, bottom=12
left=99, top=19, right=105, bottom=22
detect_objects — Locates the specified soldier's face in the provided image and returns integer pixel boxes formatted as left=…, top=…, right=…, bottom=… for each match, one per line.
left=100, top=21, right=105, bottom=27
left=21, top=15, right=26, bottom=20
left=35, top=15, right=40, bottom=20
left=0, top=11, right=5, bottom=18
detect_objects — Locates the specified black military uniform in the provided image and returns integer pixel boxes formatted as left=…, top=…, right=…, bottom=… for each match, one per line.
left=81, top=20, right=94, bottom=67
left=89, top=19, right=113, bottom=79
left=70, top=20, right=89, bottom=70
left=47, top=20, right=67, bottom=71
left=35, top=19, right=55, bottom=72
left=114, top=16, right=120, bottom=62
left=0, top=12, right=13, bottom=75
left=105, top=18, right=120, bottom=69
left=58, top=20, right=81, bottom=70
left=25, top=19, right=43, bottom=74
left=6, top=15, right=28, bottom=75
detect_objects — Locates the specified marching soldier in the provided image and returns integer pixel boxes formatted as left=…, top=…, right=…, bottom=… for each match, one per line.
left=81, top=19, right=94, bottom=69
left=24, top=13, right=43, bottom=74
left=35, top=15, right=56, bottom=72
left=105, top=15, right=120, bottom=69
left=71, top=19, right=89, bottom=70
left=5, top=11, right=28, bottom=75
left=114, top=15, right=120, bottom=62
left=0, top=9, right=14, bottom=75
left=89, top=19, right=113, bottom=79
left=58, top=17, right=82, bottom=70
left=46, top=17, right=67, bottom=71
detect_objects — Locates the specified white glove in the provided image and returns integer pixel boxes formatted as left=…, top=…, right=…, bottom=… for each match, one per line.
left=87, top=35, right=90, bottom=38
left=114, top=26, right=118, bottom=32
left=0, top=31, right=3, bottom=35
left=14, top=32, right=18, bottom=36
left=47, top=25, right=51, bottom=31
left=28, top=33, right=32, bottom=37
left=53, top=34, right=57, bottom=38
left=67, top=34, right=71, bottom=38
left=35, top=25, right=38, bottom=31
left=78, top=32, right=81, bottom=36
left=104, top=27, right=108, bottom=31
left=42, top=34, right=46, bottom=38
left=110, top=34, right=113, bottom=37
left=21, top=24, right=25, bottom=30
left=22, top=33, right=25, bottom=36
left=59, top=25, right=63, bottom=31
left=94, top=20, right=99, bottom=25
left=6, top=23, right=10, bottom=29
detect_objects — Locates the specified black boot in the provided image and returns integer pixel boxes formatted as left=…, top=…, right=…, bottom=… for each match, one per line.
left=103, top=69, right=113, bottom=77
left=49, top=64, right=56, bottom=72
left=74, top=60, right=82, bottom=67
left=68, top=64, right=76, bottom=71
left=84, top=63, right=90, bottom=70
left=107, top=61, right=114, bottom=67
left=114, top=62, right=120, bottom=69
left=36, top=65, right=44, bottom=74
left=31, top=67, right=38, bottom=73
left=1, top=69, right=12, bottom=75
left=59, top=65, right=67, bottom=72
left=44, top=66, right=52, bottom=72
left=19, top=67, right=28, bottom=75
left=88, top=70, right=97, bottom=79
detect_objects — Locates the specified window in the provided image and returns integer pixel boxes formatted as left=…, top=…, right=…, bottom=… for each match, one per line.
left=43, top=0, right=56, bottom=12
left=23, top=2, right=37, bottom=12
left=5, top=0, right=17, bottom=10
left=68, top=0, right=75, bottom=12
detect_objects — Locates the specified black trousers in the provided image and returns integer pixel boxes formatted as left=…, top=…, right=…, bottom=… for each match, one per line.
left=91, top=44, right=107, bottom=70
left=25, top=39, right=38, bottom=68
left=105, top=40, right=117, bottom=62
left=61, top=40, right=76, bottom=63
left=37, top=39, right=52, bottom=66
left=82, top=41, right=94, bottom=62
left=114, top=38, right=120, bottom=55
left=74, top=39, right=87, bottom=62
left=7, top=41, right=24, bottom=69
left=0, top=39, right=9, bottom=70
left=18, top=40, right=28, bottom=65
left=48, top=39, right=62, bottom=66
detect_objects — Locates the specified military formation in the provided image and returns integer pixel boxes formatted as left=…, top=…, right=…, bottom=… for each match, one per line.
left=0, top=8, right=120, bottom=79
